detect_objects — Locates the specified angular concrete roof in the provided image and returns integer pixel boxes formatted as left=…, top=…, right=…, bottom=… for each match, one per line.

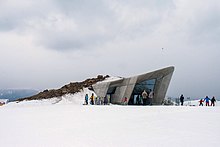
left=93, top=66, right=174, bottom=105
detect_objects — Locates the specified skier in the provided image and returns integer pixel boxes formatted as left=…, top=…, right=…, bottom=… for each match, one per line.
left=204, top=96, right=210, bottom=106
left=180, top=94, right=184, bottom=106
left=211, top=96, right=216, bottom=106
left=199, top=99, right=203, bottom=106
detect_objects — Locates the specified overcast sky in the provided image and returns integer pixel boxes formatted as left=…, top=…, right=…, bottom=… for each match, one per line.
left=0, top=0, right=220, bottom=99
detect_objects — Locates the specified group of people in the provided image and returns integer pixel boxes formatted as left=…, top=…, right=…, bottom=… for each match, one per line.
left=180, top=94, right=217, bottom=106
left=85, top=89, right=154, bottom=106
left=199, top=96, right=216, bottom=106
left=126, top=89, right=154, bottom=105
left=84, top=93, right=109, bottom=105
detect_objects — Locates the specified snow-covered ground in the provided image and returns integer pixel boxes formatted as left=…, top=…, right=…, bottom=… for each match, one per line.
left=0, top=89, right=220, bottom=147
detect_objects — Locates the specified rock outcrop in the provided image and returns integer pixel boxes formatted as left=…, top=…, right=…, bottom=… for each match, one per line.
left=17, top=75, right=109, bottom=101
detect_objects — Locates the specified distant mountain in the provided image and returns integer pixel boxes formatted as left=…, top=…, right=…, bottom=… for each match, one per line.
left=0, top=89, right=39, bottom=101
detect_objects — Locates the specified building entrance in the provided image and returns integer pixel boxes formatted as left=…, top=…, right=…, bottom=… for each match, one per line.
left=129, top=79, right=156, bottom=105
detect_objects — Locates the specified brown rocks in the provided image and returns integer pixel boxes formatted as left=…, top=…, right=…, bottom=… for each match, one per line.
left=17, top=75, right=109, bottom=102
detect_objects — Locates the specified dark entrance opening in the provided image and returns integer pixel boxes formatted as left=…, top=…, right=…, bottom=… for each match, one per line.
left=128, top=79, right=156, bottom=105
left=106, top=86, right=117, bottom=104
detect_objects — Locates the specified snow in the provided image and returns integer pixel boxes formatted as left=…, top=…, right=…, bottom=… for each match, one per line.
left=0, top=99, right=8, bottom=103
left=99, top=76, right=123, bottom=83
left=0, top=90, right=220, bottom=147
left=6, top=88, right=94, bottom=106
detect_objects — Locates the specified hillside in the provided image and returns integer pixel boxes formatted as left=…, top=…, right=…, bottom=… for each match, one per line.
left=17, top=75, right=109, bottom=102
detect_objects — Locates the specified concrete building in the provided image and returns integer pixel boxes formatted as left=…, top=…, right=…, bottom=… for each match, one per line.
left=92, top=66, right=174, bottom=105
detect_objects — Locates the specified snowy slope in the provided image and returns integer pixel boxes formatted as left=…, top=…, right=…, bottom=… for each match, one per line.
left=0, top=104, right=219, bottom=147
left=7, top=88, right=95, bottom=106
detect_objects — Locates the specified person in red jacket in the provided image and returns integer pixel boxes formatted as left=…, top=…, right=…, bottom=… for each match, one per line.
left=199, top=99, right=204, bottom=106
left=122, top=97, right=127, bottom=105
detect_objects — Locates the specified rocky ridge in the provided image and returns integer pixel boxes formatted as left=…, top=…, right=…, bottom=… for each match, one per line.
left=17, top=75, right=109, bottom=101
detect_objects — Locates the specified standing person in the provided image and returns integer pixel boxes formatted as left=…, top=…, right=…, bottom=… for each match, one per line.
left=97, top=97, right=101, bottom=105
left=139, top=95, right=143, bottom=105
left=122, top=97, right=127, bottom=105
left=180, top=94, right=184, bottom=106
left=204, top=96, right=210, bottom=106
left=104, top=96, right=108, bottom=105
left=136, top=95, right=140, bottom=105
left=101, top=97, right=104, bottom=105
left=211, top=96, right=216, bottom=106
left=148, top=89, right=154, bottom=105
left=142, top=90, right=148, bottom=105
left=84, top=94, right=89, bottom=105
left=90, top=93, right=95, bottom=105
left=95, top=97, right=98, bottom=105
left=199, top=99, right=204, bottom=106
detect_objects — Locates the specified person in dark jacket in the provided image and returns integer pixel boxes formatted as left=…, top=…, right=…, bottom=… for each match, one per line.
left=180, top=94, right=184, bottom=106
left=211, top=96, right=216, bottom=106
left=136, top=95, right=140, bottom=105
left=142, top=90, right=148, bottom=105
left=104, top=96, right=108, bottom=105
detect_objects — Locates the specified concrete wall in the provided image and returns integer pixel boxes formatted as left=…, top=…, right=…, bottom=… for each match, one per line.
left=153, top=72, right=174, bottom=105
left=110, top=77, right=138, bottom=104
left=92, top=82, right=110, bottom=98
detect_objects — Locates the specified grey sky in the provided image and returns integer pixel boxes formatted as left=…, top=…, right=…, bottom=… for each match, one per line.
left=0, top=0, right=220, bottom=99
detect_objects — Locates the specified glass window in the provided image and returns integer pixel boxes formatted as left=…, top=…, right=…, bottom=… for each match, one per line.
left=107, top=87, right=116, bottom=94
left=132, top=79, right=156, bottom=95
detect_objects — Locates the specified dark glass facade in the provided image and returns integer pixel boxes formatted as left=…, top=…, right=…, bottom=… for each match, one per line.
left=129, top=79, right=156, bottom=105
left=132, top=79, right=156, bottom=95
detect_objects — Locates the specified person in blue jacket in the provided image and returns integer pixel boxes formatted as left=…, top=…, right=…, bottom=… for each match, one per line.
left=204, top=96, right=210, bottom=106
left=84, top=94, right=89, bottom=105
